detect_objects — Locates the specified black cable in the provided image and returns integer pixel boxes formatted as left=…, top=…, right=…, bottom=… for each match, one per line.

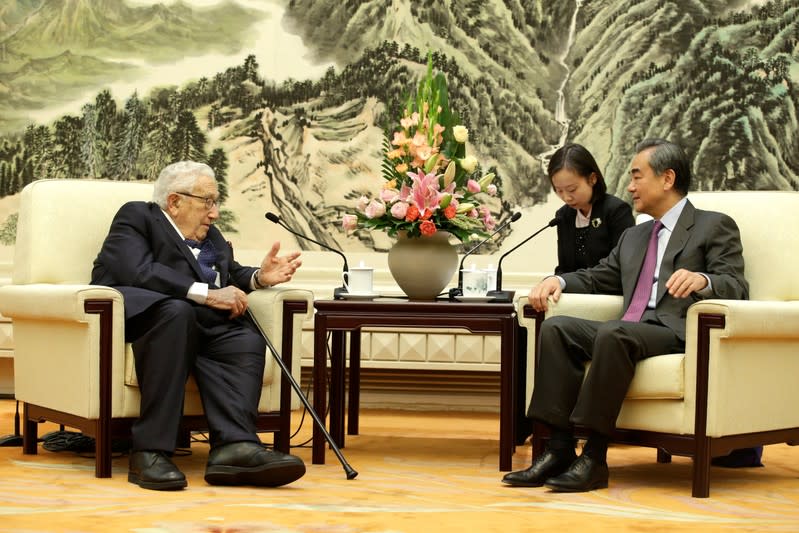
left=42, top=431, right=95, bottom=453
left=40, top=429, right=194, bottom=459
left=41, top=430, right=131, bottom=458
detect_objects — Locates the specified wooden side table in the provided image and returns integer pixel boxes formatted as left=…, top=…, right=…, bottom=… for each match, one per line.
left=312, top=298, right=519, bottom=471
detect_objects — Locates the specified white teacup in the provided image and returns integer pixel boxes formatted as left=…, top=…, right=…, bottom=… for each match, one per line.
left=461, top=269, right=488, bottom=297
left=343, top=267, right=374, bottom=294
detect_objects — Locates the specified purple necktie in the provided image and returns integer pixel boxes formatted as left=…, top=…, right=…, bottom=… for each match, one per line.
left=622, top=220, right=663, bottom=322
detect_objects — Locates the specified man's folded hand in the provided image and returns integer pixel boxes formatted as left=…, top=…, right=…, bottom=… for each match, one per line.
left=206, top=286, right=249, bottom=318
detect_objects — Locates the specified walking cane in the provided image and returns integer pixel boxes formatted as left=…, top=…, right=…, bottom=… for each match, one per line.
left=246, top=309, right=358, bottom=479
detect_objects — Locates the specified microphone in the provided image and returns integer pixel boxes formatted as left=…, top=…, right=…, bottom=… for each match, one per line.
left=486, top=215, right=561, bottom=302
left=448, top=211, right=522, bottom=300
left=265, top=212, right=350, bottom=299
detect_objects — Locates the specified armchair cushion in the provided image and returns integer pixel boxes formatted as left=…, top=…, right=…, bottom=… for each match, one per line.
left=608, top=354, right=684, bottom=400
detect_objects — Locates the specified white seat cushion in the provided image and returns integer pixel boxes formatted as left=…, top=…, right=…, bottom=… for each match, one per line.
left=584, top=353, right=685, bottom=400
left=625, top=353, right=684, bottom=399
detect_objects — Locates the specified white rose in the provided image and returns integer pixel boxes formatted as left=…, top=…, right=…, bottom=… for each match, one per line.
left=453, top=125, right=469, bottom=143
left=460, top=155, right=478, bottom=173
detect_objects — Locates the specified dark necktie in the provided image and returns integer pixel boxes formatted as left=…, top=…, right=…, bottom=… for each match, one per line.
left=622, top=220, right=663, bottom=322
left=184, top=238, right=218, bottom=287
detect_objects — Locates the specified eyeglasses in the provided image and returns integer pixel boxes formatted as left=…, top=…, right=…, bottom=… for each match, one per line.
left=175, top=192, right=219, bottom=210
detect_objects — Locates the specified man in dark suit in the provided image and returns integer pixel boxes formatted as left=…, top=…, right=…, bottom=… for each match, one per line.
left=92, top=161, right=305, bottom=491
left=503, top=139, right=749, bottom=492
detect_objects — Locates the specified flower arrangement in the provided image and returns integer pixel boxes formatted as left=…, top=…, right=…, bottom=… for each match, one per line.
left=341, top=56, right=499, bottom=242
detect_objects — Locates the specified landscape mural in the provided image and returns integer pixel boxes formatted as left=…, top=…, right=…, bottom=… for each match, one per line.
left=1, top=0, right=798, bottom=265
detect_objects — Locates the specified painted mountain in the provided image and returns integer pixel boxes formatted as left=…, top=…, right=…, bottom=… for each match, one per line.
left=253, top=0, right=799, bottom=250
left=566, top=0, right=799, bottom=192
left=282, top=0, right=799, bottom=194
left=0, top=0, right=266, bottom=133
left=1, top=0, right=798, bottom=253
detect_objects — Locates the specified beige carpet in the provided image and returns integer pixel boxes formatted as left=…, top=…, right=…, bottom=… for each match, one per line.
left=0, top=399, right=798, bottom=532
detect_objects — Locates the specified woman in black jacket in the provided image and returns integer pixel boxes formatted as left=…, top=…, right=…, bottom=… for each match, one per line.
left=548, top=143, right=634, bottom=276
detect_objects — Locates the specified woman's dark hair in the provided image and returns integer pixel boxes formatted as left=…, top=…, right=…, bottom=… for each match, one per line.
left=547, top=143, right=607, bottom=202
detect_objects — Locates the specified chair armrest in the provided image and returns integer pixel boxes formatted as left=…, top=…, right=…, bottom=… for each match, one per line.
left=0, top=284, right=127, bottom=419
left=247, top=287, right=314, bottom=410
left=684, top=299, right=799, bottom=436
left=516, top=293, right=624, bottom=328
left=546, top=293, right=624, bottom=320
left=0, top=284, right=123, bottom=320
left=247, top=287, right=314, bottom=342
left=687, top=299, right=799, bottom=338
left=515, top=294, right=534, bottom=328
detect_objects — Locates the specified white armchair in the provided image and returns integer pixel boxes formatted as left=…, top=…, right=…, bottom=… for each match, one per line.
left=0, top=179, right=314, bottom=478
left=517, top=191, right=799, bottom=497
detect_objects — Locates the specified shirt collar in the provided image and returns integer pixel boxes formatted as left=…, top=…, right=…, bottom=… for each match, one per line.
left=161, top=208, right=187, bottom=241
left=575, top=207, right=593, bottom=228
left=657, top=197, right=687, bottom=232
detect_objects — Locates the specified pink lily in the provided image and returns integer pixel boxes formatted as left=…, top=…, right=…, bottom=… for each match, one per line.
left=407, top=169, right=442, bottom=214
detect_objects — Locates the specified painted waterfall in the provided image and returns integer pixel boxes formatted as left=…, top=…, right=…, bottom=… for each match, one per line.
left=1, top=0, right=797, bottom=268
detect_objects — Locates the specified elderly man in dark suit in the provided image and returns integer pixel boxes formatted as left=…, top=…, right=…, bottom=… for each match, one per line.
left=92, top=161, right=305, bottom=491
left=503, top=139, right=749, bottom=492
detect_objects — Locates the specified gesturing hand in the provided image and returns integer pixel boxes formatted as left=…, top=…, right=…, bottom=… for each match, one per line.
left=206, top=286, right=249, bottom=318
left=257, top=241, right=302, bottom=287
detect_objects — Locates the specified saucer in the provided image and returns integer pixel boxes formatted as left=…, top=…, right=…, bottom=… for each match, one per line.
left=454, top=295, right=494, bottom=302
left=340, top=291, right=380, bottom=300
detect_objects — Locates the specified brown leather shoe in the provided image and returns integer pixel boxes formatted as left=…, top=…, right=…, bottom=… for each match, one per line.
left=502, top=449, right=577, bottom=487
left=128, top=450, right=187, bottom=491
left=205, top=441, right=306, bottom=487
left=544, top=454, right=609, bottom=492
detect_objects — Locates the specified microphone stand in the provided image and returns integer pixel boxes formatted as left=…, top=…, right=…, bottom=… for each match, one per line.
left=448, top=212, right=521, bottom=300
left=246, top=309, right=358, bottom=480
left=265, top=213, right=349, bottom=299
left=486, top=216, right=559, bottom=302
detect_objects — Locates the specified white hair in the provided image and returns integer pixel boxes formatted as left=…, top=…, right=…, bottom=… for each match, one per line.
left=152, top=161, right=215, bottom=209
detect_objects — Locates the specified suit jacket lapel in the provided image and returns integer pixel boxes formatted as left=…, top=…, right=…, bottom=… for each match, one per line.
left=656, top=200, right=695, bottom=304
left=151, top=205, right=208, bottom=282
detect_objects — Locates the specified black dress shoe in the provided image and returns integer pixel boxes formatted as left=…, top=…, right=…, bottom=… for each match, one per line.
left=544, top=455, right=609, bottom=492
left=128, top=450, right=187, bottom=491
left=205, top=441, right=306, bottom=487
left=502, top=449, right=577, bottom=487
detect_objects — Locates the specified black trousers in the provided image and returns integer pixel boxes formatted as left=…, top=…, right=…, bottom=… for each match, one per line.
left=528, top=315, right=684, bottom=436
left=126, top=299, right=266, bottom=452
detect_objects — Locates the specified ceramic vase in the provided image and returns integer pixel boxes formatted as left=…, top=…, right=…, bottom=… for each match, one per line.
left=387, top=231, right=458, bottom=300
